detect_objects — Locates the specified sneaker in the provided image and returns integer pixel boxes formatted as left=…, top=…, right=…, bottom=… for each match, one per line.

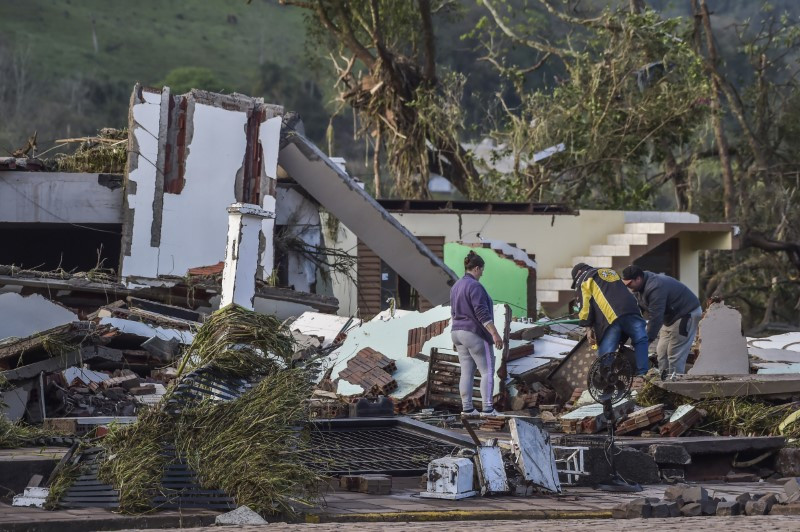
left=481, top=408, right=501, bottom=416
left=461, top=408, right=478, bottom=416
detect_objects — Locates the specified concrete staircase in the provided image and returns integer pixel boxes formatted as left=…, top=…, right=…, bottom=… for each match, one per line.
left=536, top=216, right=692, bottom=313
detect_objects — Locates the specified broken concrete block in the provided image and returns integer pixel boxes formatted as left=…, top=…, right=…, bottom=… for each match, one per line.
left=680, top=502, right=702, bottom=516
left=775, top=449, right=800, bottom=477
left=215, top=505, right=267, bottom=525
left=784, top=478, right=800, bottom=501
left=759, top=492, right=778, bottom=512
left=625, top=498, right=652, bottom=519
left=611, top=502, right=627, bottom=519
left=681, top=486, right=708, bottom=503
left=579, top=447, right=660, bottom=486
left=716, top=501, right=741, bottom=516
left=358, top=474, right=391, bottom=495
left=664, top=483, right=689, bottom=501
left=650, top=502, right=673, bottom=518
left=736, top=492, right=752, bottom=506
left=649, top=444, right=691, bottom=465
left=745, top=500, right=769, bottom=515
left=689, top=302, right=749, bottom=375
left=700, top=498, right=718, bottom=515
left=339, top=475, right=361, bottom=491
left=771, top=502, right=800, bottom=515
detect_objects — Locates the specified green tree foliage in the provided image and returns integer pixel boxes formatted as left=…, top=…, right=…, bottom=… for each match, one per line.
left=159, top=67, right=231, bottom=95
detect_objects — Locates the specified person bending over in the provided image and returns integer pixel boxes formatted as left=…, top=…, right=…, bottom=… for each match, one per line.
left=571, top=262, right=649, bottom=376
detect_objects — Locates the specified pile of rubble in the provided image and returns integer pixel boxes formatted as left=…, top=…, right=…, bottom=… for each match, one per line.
left=613, top=480, right=800, bottom=518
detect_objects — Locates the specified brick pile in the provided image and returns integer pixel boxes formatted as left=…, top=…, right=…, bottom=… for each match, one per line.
left=406, top=319, right=450, bottom=357
left=339, top=348, right=398, bottom=394
left=616, top=404, right=665, bottom=435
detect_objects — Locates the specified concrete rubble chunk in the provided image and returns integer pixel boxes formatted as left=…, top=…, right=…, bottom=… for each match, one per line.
left=681, top=486, right=708, bottom=503
left=689, top=301, right=749, bottom=375
left=745, top=500, right=769, bottom=515
left=625, top=498, right=652, bottom=519
left=648, top=444, right=691, bottom=465
left=700, top=498, right=719, bottom=515
left=775, top=449, right=800, bottom=477
left=784, top=478, right=800, bottom=501
left=612, top=502, right=627, bottom=519
left=663, top=483, right=689, bottom=501
left=650, top=502, right=673, bottom=518
left=736, top=492, right=752, bottom=505
left=759, top=492, right=778, bottom=511
left=680, top=502, right=702, bottom=516
left=215, top=505, right=268, bottom=526
left=716, top=501, right=741, bottom=516
left=771, top=502, right=800, bottom=515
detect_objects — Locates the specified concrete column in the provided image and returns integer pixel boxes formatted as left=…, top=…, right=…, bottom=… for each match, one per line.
left=221, top=203, right=275, bottom=310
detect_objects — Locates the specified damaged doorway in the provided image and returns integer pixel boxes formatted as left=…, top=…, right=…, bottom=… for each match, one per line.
left=357, top=236, right=444, bottom=318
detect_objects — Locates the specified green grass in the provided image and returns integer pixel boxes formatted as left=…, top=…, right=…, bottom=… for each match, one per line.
left=0, top=0, right=309, bottom=93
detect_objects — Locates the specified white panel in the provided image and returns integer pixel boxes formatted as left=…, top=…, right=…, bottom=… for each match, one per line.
left=157, top=103, right=246, bottom=276
left=508, top=418, right=561, bottom=493
left=121, top=90, right=163, bottom=279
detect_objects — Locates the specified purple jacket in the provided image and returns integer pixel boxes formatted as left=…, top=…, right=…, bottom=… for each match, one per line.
left=450, top=273, right=494, bottom=343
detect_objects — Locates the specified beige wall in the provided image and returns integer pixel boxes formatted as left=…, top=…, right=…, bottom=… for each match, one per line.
left=678, top=231, right=733, bottom=296
left=328, top=209, right=628, bottom=316
left=390, top=209, right=626, bottom=278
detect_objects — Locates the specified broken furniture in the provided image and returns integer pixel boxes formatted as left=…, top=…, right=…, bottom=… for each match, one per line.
left=419, top=457, right=478, bottom=500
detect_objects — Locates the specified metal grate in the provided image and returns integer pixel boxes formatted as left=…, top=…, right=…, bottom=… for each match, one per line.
left=163, top=366, right=256, bottom=414
left=301, top=426, right=462, bottom=475
left=59, top=447, right=120, bottom=508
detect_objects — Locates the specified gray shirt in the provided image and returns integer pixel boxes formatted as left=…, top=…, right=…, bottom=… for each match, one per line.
left=635, top=271, right=701, bottom=342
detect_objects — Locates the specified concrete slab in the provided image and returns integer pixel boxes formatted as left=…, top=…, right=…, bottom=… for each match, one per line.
left=689, top=302, right=749, bottom=375
left=656, top=373, right=800, bottom=399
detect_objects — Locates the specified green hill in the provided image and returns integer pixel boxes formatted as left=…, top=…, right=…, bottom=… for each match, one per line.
left=1, top=0, right=307, bottom=91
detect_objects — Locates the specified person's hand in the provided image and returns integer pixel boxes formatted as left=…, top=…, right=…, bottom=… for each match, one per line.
left=492, top=332, right=504, bottom=350
left=586, top=328, right=597, bottom=347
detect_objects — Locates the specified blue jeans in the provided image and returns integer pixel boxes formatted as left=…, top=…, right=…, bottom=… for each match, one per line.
left=597, top=314, right=649, bottom=375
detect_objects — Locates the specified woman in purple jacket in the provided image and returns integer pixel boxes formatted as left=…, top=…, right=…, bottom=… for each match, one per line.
left=450, top=251, right=504, bottom=415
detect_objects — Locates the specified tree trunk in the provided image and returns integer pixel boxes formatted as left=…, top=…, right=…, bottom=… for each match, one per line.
left=696, top=0, right=736, bottom=221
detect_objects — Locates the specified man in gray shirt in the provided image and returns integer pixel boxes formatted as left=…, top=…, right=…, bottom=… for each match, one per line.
left=621, top=265, right=703, bottom=375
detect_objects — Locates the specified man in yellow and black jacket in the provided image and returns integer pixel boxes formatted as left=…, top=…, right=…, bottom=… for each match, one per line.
left=571, top=263, right=649, bottom=375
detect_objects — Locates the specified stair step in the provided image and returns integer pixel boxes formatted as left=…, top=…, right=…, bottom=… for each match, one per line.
left=624, top=222, right=665, bottom=234
left=536, top=290, right=560, bottom=303
left=537, top=278, right=574, bottom=291
left=572, top=256, right=613, bottom=268
left=589, top=244, right=630, bottom=256
left=553, top=267, right=574, bottom=279
left=607, top=233, right=648, bottom=245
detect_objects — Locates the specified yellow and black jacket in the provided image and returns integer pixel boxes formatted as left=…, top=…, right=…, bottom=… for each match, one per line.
left=575, top=267, right=642, bottom=340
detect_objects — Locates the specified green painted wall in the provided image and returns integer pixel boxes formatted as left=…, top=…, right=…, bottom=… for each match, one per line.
left=445, top=243, right=530, bottom=318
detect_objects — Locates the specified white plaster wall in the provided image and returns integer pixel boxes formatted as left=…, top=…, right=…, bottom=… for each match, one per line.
left=121, top=90, right=163, bottom=279
left=157, top=103, right=245, bottom=276
left=0, top=172, right=123, bottom=224
left=320, top=211, right=358, bottom=316
left=259, top=116, right=282, bottom=279
left=220, top=209, right=265, bottom=309
left=0, top=293, right=78, bottom=341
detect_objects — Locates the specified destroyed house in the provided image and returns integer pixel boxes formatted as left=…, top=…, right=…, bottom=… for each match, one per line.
left=0, top=85, right=457, bottom=321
